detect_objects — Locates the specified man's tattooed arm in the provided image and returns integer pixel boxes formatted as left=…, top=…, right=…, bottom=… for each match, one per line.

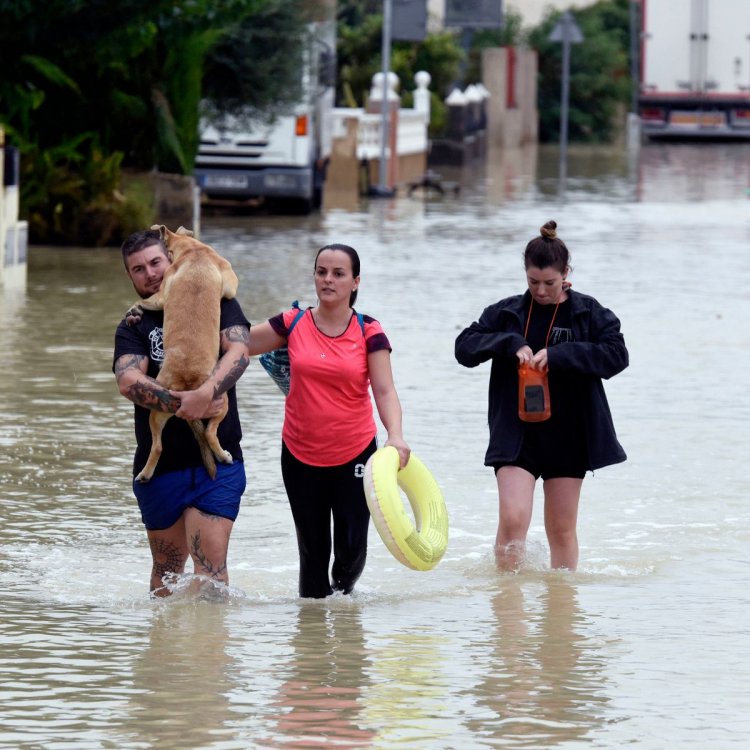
left=114, top=353, right=180, bottom=412
left=208, top=324, right=251, bottom=398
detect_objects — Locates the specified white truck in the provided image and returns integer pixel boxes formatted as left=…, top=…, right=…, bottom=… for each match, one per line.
left=638, top=0, right=750, bottom=139
left=194, top=16, right=336, bottom=213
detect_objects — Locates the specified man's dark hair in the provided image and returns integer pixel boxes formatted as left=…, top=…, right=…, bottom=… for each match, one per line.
left=121, top=230, right=165, bottom=265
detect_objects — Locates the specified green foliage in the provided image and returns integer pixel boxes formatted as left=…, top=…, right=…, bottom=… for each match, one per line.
left=465, top=7, right=527, bottom=83
left=151, top=88, right=190, bottom=176
left=0, top=0, right=308, bottom=244
left=0, top=1, right=274, bottom=172
left=337, top=0, right=381, bottom=27
left=18, top=134, right=152, bottom=246
left=530, top=0, right=631, bottom=142
left=202, top=0, right=307, bottom=124
left=336, top=3, right=464, bottom=108
left=394, top=32, right=464, bottom=99
left=337, top=11, right=384, bottom=107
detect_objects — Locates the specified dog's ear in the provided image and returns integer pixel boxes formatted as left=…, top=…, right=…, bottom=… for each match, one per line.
left=150, top=224, right=169, bottom=244
left=175, top=226, right=194, bottom=238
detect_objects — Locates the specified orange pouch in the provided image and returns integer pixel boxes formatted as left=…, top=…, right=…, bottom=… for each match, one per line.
left=518, top=363, right=551, bottom=422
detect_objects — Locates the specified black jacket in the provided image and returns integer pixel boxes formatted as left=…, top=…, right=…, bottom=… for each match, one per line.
left=455, top=289, right=628, bottom=471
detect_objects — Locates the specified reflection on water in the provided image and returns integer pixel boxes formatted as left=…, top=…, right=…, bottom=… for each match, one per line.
left=0, top=598, right=148, bottom=748
left=468, top=577, right=610, bottom=747
left=269, top=603, right=376, bottom=747
left=126, top=603, right=237, bottom=748
left=363, top=617, right=454, bottom=746
left=1, top=141, right=750, bottom=749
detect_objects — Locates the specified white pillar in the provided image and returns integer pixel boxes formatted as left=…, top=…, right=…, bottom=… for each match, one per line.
left=413, top=70, right=432, bottom=122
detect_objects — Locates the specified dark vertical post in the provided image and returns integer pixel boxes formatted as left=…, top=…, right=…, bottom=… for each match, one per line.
left=548, top=12, right=583, bottom=188
left=378, top=0, right=393, bottom=192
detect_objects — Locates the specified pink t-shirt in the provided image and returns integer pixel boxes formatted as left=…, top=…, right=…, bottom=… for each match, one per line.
left=269, top=308, right=392, bottom=466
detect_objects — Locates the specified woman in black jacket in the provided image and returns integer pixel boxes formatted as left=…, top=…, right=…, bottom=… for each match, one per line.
left=455, top=220, right=628, bottom=572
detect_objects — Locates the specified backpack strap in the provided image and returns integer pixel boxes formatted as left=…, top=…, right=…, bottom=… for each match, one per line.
left=286, top=300, right=306, bottom=337
left=356, top=311, right=365, bottom=335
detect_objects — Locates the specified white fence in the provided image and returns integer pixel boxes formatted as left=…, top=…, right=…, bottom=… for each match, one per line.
left=331, top=71, right=431, bottom=162
left=0, top=133, right=28, bottom=292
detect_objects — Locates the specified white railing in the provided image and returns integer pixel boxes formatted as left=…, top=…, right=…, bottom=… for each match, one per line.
left=331, top=71, right=431, bottom=162
left=397, top=109, right=429, bottom=155
left=0, top=131, right=28, bottom=291
left=356, top=112, right=388, bottom=160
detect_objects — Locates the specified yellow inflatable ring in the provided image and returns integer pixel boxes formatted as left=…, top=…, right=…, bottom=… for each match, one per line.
left=363, top=446, right=449, bottom=571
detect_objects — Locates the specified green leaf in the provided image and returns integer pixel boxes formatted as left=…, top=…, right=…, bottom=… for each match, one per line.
left=20, top=54, right=81, bottom=94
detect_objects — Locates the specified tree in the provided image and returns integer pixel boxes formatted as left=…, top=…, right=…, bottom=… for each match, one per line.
left=6, top=0, right=314, bottom=167
left=336, top=0, right=463, bottom=135
left=201, top=0, right=307, bottom=126
left=0, top=0, right=308, bottom=243
left=464, top=6, right=527, bottom=84
left=529, top=0, right=631, bottom=142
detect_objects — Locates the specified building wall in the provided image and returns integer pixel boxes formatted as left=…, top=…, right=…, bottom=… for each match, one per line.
left=482, top=46, right=538, bottom=148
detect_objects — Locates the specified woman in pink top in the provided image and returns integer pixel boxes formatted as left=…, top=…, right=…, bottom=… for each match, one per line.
left=249, top=244, right=410, bottom=598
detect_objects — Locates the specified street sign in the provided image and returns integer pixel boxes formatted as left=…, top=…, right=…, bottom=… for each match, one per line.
left=548, top=11, right=584, bottom=43
left=392, top=0, right=426, bottom=41
left=445, top=0, right=503, bottom=29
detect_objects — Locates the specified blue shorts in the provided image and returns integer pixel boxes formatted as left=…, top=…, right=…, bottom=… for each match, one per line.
left=133, top=461, right=246, bottom=531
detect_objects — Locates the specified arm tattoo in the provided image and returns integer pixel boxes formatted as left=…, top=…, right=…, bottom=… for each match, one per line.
left=212, top=325, right=250, bottom=397
left=114, top=353, right=146, bottom=383
left=116, top=354, right=179, bottom=411
left=223, top=324, right=250, bottom=345
left=126, top=380, right=180, bottom=412
left=212, top=353, right=250, bottom=398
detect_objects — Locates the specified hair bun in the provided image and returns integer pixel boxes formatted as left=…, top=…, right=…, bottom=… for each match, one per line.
left=540, top=220, right=557, bottom=240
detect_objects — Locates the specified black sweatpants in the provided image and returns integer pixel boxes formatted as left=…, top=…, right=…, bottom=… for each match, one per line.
left=281, top=438, right=376, bottom=598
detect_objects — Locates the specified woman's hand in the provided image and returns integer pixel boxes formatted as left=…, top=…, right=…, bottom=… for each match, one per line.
left=515, top=345, right=534, bottom=364
left=530, top=348, right=549, bottom=371
left=385, top=436, right=411, bottom=469
left=516, top=345, right=548, bottom=371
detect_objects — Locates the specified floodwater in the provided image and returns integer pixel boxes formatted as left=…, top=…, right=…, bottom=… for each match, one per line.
left=1, top=141, right=749, bottom=749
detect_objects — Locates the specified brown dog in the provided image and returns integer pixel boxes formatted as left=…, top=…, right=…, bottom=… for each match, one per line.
left=131, top=225, right=239, bottom=483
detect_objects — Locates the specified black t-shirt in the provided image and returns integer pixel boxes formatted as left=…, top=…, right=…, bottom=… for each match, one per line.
left=523, top=298, right=584, bottom=439
left=113, top=298, right=249, bottom=478
left=523, top=297, right=574, bottom=352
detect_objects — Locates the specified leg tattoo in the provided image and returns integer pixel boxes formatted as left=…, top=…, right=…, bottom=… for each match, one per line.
left=190, top=529, right=227, bottom=579
left=149, top=537, right=185, bottom=586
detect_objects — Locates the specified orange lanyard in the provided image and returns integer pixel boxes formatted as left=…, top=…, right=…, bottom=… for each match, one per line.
left=523, top=298, right=560, bottom=349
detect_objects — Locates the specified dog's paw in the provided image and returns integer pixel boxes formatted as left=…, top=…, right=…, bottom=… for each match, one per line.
left=135, top=471, right=151, bottom=483
left=219, top=451, right=233, bottom=465
left=125, top=303, right=144, bottom=326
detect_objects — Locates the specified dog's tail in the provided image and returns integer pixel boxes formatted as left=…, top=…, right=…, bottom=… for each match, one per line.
left=189, top=420, right=217, bottom=479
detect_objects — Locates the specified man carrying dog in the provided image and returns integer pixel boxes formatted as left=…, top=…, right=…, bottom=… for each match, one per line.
left=113, top=229, right=250, bottom=597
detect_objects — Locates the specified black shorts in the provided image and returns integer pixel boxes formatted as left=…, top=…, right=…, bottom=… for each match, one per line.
left=493, top=425, right=587, bottom=480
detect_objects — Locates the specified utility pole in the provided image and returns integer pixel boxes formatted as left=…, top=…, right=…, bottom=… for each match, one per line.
left=548, top=12, right=583, bottom=186
left=376, top=0, right=394, bottom=196
left=629, top=0, right=639, bottom=114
